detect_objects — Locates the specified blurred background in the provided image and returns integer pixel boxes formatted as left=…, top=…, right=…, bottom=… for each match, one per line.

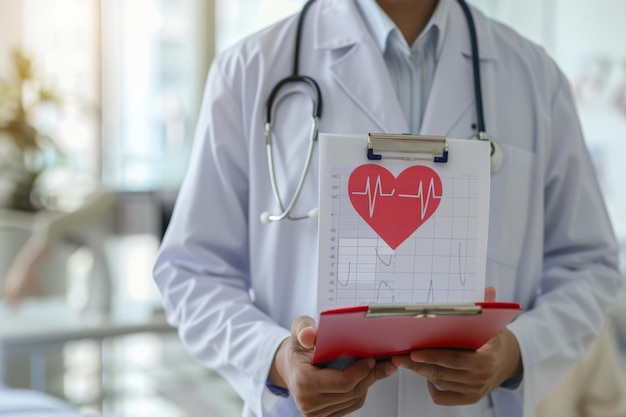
left=0, top=0, right=624, bottom=416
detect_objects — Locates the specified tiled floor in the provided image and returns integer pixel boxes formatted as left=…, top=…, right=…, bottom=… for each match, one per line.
left=2, top=234, right=244, bottom=417
left=8, top=328, right=244, bottom=417
left=77, top=234, right=244, bottom=417
left=95, top=334, right=244, bottom=417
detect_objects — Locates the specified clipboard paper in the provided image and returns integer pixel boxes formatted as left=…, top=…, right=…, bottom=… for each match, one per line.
left=312, top=302, right=522, bottom=365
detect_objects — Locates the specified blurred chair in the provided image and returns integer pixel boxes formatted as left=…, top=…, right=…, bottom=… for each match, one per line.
left=535, top=311, right=626, bottom=417
left=1, top=189, right=117, bottom=314
left=0, top=188, right=174, bottom=406
left=0, top=189, right=117, bottom=392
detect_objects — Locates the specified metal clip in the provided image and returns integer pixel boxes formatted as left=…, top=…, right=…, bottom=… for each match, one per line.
left=367, top=134, right=449, bottom=162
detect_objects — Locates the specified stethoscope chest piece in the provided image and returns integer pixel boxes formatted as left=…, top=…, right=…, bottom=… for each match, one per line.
left=473, top=133, right=503, bottom=174
left=489, top=137, right=504, bottom=174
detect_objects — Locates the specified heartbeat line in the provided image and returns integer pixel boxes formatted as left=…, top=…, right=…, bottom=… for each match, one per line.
left=350, top=175, right=395, bottom=217
left=375, top=247, right=393, bottom=266
left=351, top=175, right=442, bottom=219
left=376, top=281, right=396, bottom=304
left=338, top=262, right=351, bottom=287
left=398, top=178, right=443, bottom=220
left=458, top=241, right=466, bottom=287
left=426, top=279, right=435, bottom=303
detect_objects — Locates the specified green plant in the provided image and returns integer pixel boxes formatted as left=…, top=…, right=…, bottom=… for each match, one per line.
left=0, top=50, right=61, bottom=212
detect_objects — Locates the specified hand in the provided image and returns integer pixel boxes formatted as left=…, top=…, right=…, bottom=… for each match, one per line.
left=390, top=286, right=522, bottom=406
left=269, top=316, right=397, bottom=417
left=4, top=244, right=48, bottom=309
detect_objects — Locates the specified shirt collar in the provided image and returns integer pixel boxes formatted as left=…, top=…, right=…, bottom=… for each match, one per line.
left=354, top=0, right=449, bottom=59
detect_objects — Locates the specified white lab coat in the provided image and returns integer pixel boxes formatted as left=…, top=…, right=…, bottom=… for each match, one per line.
left=153, top=1, right=623, bottom=416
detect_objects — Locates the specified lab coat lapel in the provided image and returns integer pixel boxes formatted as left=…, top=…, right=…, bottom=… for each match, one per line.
left=329, top=42, right=408, bottom=133
left=421, top=4, right=496, bottom=137
left=420, top=48, right=474, bottom=136
left=315, top=0, right=408, bottom=133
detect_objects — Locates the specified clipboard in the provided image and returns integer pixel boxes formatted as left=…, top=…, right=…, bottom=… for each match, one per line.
left=317, top=133, right=492, bottom=312
left=311, top=302, right=523, bottom=365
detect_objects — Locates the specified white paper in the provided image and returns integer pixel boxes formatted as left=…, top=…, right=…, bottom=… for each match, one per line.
left=317, top=134, right=491, bottom=312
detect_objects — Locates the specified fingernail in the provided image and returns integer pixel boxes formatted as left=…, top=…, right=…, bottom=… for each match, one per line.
left=411, top=353, right=425, bottom=363
left=368, top=358, right=375, bottom=369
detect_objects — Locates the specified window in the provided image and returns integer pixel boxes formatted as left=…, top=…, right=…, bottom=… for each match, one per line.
left=16, top=0, right=101, bottom=205
left=101, top=0, right=214, bottom=191
left=2, top=0, right=213, bottom=196
left=215, top=0, right=303, bottom=53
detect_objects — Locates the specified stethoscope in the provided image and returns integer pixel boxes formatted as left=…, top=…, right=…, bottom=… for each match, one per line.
left=261, top=0, right=502, bottom=224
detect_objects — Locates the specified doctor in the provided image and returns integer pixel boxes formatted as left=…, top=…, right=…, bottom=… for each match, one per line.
left=153, top=0, right=623, bottom=416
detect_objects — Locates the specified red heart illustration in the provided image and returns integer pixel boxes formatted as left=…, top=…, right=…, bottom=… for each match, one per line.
left=348, top=164, right=443, bottom=250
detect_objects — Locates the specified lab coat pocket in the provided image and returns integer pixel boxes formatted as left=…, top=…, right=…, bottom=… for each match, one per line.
left=487, top=143, right=536, bottom=271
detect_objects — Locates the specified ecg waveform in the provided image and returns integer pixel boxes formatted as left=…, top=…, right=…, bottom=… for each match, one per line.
left=350, top=175, right=395, bottom=217
left=333, top=242, right=470, bottom=305
left=398, top=178, right=443, bottom=220
left=458, top=241, right=466, bottom=287
left=351, top=175, right=442, bottom=219
left=374, top=247, right=392, bottom=266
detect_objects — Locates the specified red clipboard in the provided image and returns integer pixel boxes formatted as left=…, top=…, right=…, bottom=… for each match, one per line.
left=312, top=302, right=523, bottom=365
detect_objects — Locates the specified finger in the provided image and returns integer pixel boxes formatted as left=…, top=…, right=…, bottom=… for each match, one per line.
left=296, top=360, right=372, bottom=414
left=317, top=357, right=375, bottom=394
left=427, top=380, right=481, bottom=406
left=484, top=286, right=496, bottom=302
left=298, top=360, right=395, bottom=416
left=299, top=326, right=317, bottom=350
left=391, top=354, right=412, bottom=369
left=371, top=359, right=397, bottom=381
left=309, top=360, right=395, bottom=410
left=394, top=352, right=494, bottom=394
left=424, top=378, right=485, bottom=395
left=303, top=395, right=368, bottom=417
left=409, top=349, right=479, bottom=371
left=291, top=315, right=317, bottom=350
left=292, top=357, right=374, bottom=404
left=405, top=354, right=494, bottom=387
left=331, top=360, right=395, bottom=394
left=394, top=359, right=478, bottom=385
left=302, top=378, right=369, bottom=414
left=325, top=397, right=369, bottom=417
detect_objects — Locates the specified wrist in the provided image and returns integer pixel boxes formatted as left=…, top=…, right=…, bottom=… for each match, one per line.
left=268, top=337, right=290, bottom=389
left=500, top=329, right=522, bottom=382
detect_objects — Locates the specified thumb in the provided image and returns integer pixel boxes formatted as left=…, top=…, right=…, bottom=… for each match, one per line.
left=484, top=286, right=497, bottom=302
left=291, top=315, right=317, bottom=350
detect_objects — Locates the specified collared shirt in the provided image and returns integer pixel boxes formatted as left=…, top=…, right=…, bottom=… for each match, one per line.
left=354, top=0, right=449, bottom=133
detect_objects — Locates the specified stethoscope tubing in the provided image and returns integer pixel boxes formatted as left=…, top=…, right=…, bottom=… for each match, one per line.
left=263, top=114, right=319, bottom=222
left=262, top=0, right=498, bottom=223
left=265, top=75, right=322, bottom=125
left=456, top=0, right=486, bottom=138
